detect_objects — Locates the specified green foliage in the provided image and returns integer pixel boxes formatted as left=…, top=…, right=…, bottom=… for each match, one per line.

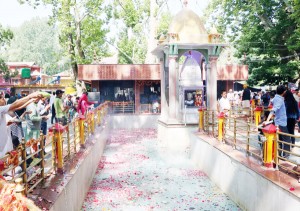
left=1, top=17, right=67, bottom=76
left=0, top=25, right=17, bottom=80
left=207, top=0, right=300, bottom=86
left=117, top=31, right=146, bottom=64
left=113, top=0, right=152, bottom=64
left=20, top=0, right=110, bottom=79
left=156, top=12, right=172, bottom=38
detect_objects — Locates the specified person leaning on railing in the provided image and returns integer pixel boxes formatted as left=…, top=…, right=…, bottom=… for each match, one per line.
left=0, top=92, right=43, bottom=157
left=264, top=85, right=291, bottom=158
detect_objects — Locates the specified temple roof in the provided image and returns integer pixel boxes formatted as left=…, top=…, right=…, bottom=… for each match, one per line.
left=168, top=8, right=208, bottom=44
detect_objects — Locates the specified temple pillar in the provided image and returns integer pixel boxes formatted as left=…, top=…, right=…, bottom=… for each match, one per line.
left=159, top=59, right=168, bottom=120
left=168, top=56, right=178, bottom=120
left=206, top=56, right=218, bottom=110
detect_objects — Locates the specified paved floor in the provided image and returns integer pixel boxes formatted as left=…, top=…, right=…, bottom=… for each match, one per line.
left=82, top=129, right=241, bottom=211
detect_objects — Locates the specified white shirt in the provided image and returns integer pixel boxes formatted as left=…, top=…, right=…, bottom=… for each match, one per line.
left=218, top=97, right=231, bottom=112
left=49, top=95, right=56, bottom=106
left=0, top=105, right=11, bottom=155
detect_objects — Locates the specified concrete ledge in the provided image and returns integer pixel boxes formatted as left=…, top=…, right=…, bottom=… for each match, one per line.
left=190, top=132, right=300, bottom=211
left=31, top=118, right=111, bottom=210
left=157, top=121, right=196, bottom=153
left=49, top=119, right=110, bottom=211
left=111, top=114, right=159, bottom=129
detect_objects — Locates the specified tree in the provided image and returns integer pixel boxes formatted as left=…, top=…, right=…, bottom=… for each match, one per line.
left=19, top=0, right=111, bottom=79
left=206, top=0, right=300, bottom=86
left=0, top=24, right=17, bottom=80
left=1, top=17, right=66, bottom=76
left=113, top=0, right=172, bottom=64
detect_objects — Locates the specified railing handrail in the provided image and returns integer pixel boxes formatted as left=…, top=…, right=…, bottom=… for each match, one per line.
left=0, top=102, right=109, bottom=196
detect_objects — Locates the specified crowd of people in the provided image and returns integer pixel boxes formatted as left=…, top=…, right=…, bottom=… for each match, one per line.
left=217, top=84, right=300, bottom=158
left=0, top=89, right=95, bottom=158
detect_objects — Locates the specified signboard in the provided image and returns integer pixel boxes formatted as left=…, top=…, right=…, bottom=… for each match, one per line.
left=87, top=92, right=100, bottom=103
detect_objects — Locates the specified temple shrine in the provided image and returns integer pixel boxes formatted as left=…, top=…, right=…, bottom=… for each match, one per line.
left=78, top=4, right=248, bottom=119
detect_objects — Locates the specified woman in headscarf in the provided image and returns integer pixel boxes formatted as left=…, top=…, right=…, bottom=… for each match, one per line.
left=77, top=91, right=94, bottom=115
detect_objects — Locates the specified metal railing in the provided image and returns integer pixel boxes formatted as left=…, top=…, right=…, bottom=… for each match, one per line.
left=0, top=102, right=109, bottom=196
left=200, top=107, right=300, bottom=181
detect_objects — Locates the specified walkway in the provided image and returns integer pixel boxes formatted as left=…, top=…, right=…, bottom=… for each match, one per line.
left=82, top=129, right=241, bottom=211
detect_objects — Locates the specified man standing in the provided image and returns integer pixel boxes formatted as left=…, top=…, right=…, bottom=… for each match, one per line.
left=242, top=84, right=251, bottom=115
left=38, top=97, right=51, bottom=136
left=217, top=90, right=231, bottom=116
left=54, top=90, right=69, bottom=125
left=64, top=94, right=75, bottom=122
left=265, top=85, right=291, bottom=158
left=25, top=98, right=43, bottom=140
left=0, top=92, right=43, bottom=156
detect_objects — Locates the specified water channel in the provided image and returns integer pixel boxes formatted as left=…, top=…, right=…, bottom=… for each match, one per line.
left=82, top=129, right=241, bottom=211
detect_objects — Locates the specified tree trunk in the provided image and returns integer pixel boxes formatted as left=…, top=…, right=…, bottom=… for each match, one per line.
left=75, top=20, right=85, bottom=60
left=67, top=22, right=78, bottom=80
left=145, top=0, right=157, bottom=64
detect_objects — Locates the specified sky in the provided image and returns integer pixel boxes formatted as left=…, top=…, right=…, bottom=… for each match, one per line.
left=0, top=0, right=210, bottom=28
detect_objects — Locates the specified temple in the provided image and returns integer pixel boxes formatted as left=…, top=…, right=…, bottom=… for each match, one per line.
left=78, top=6, right=248, bottom=117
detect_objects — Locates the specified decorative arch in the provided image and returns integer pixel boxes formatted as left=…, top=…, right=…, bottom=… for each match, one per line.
left=178, top=50, right=206, bottom=84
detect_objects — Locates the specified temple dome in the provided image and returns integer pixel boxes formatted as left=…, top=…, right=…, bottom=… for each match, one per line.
left=168, top=8, right=208, bottom=44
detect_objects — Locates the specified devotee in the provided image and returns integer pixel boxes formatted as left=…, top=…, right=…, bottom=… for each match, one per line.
left=77, top=90, right=95, bottom=115
left=64, top=94, right=75, bottom=122
left=241, top=84, right=251, bottom=115
left=38, top=97, right=51, bottom=151
left=217, top=90, right=231, bottom=116
left=284, top=90, right=299, bottom=146
left=264, top=85, right=291, bottom=158
left=0, top=92, right=43, bottom=157
left=54, top=90, right=69, bottom=126
left=25, top=97, right=43, bottom=141
left=227, top=89, right=234, bottom=105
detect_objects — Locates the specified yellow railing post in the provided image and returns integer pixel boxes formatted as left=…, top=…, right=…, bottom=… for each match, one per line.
left=274, top=132, right=279, bottom=170
left=198, top=108, right=204, bottom=131
left=49, top=124, right=65, bottom=174
left=55, top=127, right=64, bottom=174
left=254, top=106, right=263, bottom=126
left=218, top=112, right=225, bottom=142
left=262, top=124, right=277, bottom=168
left=79, top=114, right=85, bottom=147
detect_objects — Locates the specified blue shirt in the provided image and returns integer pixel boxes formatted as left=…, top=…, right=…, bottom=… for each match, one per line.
left=271, top=94, right=287, bottom=126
